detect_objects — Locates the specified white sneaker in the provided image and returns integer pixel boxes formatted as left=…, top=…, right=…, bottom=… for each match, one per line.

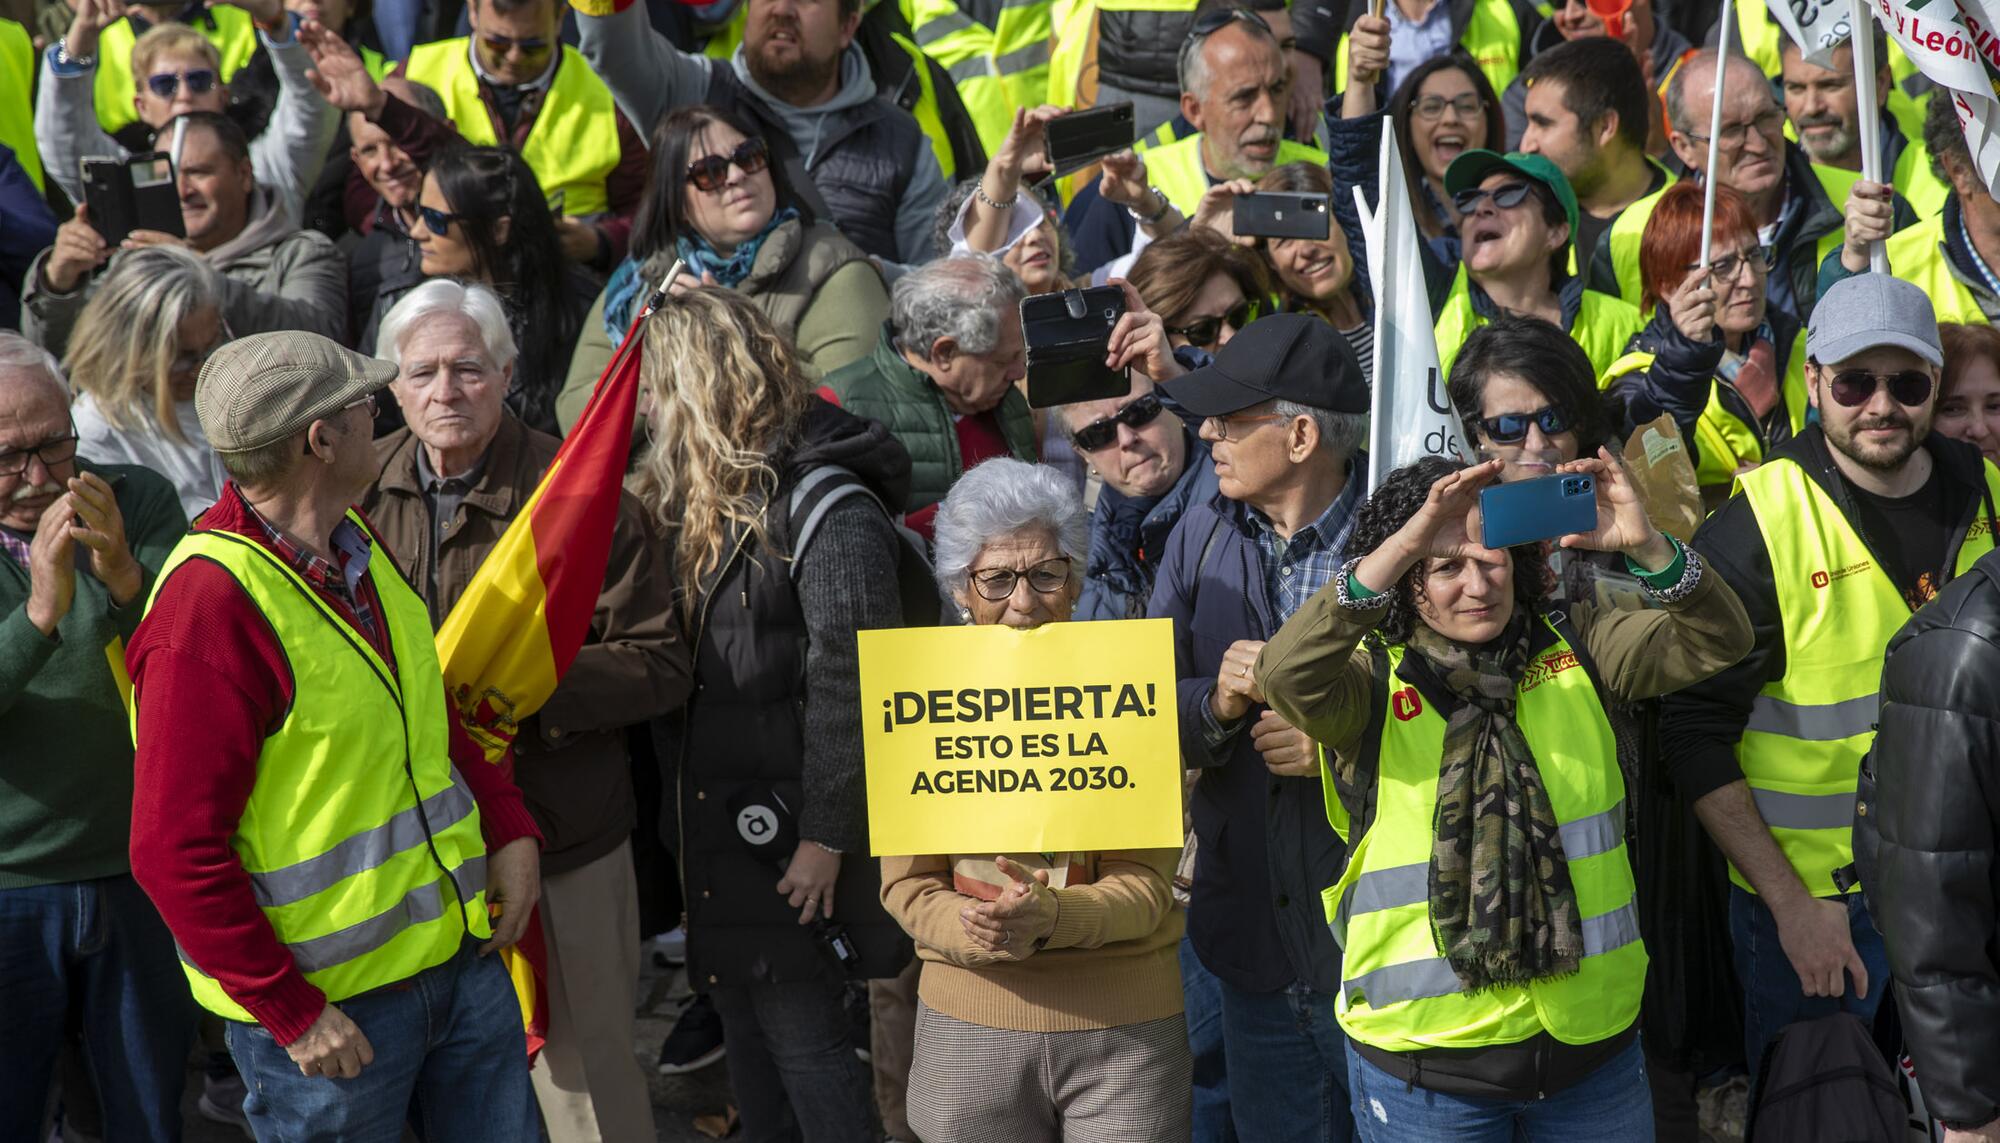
left=650, top=925, right=688, bottom=968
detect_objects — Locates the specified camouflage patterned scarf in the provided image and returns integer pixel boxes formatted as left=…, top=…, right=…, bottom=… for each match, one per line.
left=1406, top=617, right=1585, bottom=990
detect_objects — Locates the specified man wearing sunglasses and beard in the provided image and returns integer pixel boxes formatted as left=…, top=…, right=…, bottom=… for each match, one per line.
left=1664, top=273, right=2000, bottom=1098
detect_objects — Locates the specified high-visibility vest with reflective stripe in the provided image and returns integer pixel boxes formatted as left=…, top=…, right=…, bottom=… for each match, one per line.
left=1331, top=0, right=1523, bottom=101
left=359, top=42, right=390, bottom=82
left=1780, top=87, right=1946, bottom=218
left=1323, top=622, right=1645, bottom=1052
left=0, top=19, right=41, bottom=191
left=405, top=39, right=621, bottom=216
left=1146, top=131, right=1327, bottom=215
left=1599, top=331, right=1807, bottom=489
left=1885, top=212, right=1990, bottom=324
left=904, top=0, right=1050, bottom=153
left=1606, top=161, right=1860, bottom=308
left=135, top=517, right=493, bottom=1022
left=96, top=8, right=260, bottom=137
left=1734, top=457, right=2000, bottom=897
left=1434, top=264, right=1645, bottom=383
left=1044, top=0, right=1097, bottom=106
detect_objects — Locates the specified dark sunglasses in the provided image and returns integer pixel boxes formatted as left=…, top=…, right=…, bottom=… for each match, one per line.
left=1825, top=368, right=1934, bottom=408
left=1187, top=6, right=1270, bottom=42
left=480, top=32, right=550, bottom=54
left=1452, top=180, right=1537, bottom=216
left=145, top=69, right=217, bottom=99
left=417, top=203, right=467, bottom=236
left=1071, top=392, right=1166, bottom=452
left=1479, top=405, right=1572, bottom=444
left=687, top=137, right=770, bottom=193
left=1167, top=302, right=1254, bottom=350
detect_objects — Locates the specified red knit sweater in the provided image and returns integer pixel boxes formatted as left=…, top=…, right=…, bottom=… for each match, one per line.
left=126, top=488, right=541, bottom=1046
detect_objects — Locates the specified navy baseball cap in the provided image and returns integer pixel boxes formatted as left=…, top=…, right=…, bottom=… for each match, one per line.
left=1158, top=313, right=1369, bottom=417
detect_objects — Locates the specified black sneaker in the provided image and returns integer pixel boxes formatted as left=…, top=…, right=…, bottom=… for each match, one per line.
left=657, top=994, right=726, bottom=1075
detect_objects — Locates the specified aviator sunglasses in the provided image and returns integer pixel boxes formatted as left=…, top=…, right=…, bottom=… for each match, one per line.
left=1824, top=368, right=1934, bottom=408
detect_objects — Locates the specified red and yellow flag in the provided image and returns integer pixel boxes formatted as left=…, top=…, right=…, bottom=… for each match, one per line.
left=433, top=286, right=657, bottom=1057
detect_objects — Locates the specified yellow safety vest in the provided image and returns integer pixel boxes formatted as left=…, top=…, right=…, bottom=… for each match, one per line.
left=1145, top=131, right=1327, bottom=214
left=1605, top=161, right=1862, bottom=308
left=1781, top=88, right=1946, bottom=218
left=1740, top=1, right=1918, bottom=85
left=404, top=39, right=622, bottom=216
left=0, top=19, right=40, bottom=191
left=1434, top=265, right=1645, bottom=383
left=136, top=516, right=492, bottom=1022
left=1325, top=621, right=1645, bottom=1052
left=1600, top=333, right=1807, bottom=490
left=1733, top=457, right=2000, bottom=898
left=1045, top=0, right=1100, bottom=107
left=1332, top=0, right=1524, bottom=101
left=96, top=8, right=260, bottom=137
left=360, top=42, right=390, bottom=82
left=903, top=0, right=1047, bottom=155
left=1884, top=211, right=1991, bottom=324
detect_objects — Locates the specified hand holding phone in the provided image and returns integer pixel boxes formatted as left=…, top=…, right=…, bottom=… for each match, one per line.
left=1233, top=191, right=1332, bottom=241
left=1043, top=103, right=1136, bottom=178
left=1550, top=450, right=1677, bottom=570
left=43, top=205, right=111, bottom=294
left=1020, top=285, right=1130, bottom=407
left=1478, top=472, right=1598, bottom=549
left=80, top=153, right=183, bottom=247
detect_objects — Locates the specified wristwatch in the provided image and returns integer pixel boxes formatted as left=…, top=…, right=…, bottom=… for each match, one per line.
left=1129, top=186, right=1172, bottom=226
left=55, top=39, right=96, bottom=69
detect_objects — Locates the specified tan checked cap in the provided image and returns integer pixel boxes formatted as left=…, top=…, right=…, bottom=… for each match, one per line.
left=196, top=332, right=399, bottom=453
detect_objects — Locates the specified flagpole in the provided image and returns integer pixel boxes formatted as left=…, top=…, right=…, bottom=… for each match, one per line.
left=1848, top=0, right=1891, bottom=273
left=1700, top=0, right=1734, bottom=269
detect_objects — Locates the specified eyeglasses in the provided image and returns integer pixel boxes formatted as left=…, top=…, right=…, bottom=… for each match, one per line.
left=480, top=32, right=550, bottom=55
left=170, top=318, right=235, bottom=377
left=1686, top=245, right=1778, bottom=280
left=145, top=69, right=217, bottom=99
left=1824, top=368, right=1934, bottom=408
left=0, top=422, right=80, bottom=477
left=1071, top=392, right=1166, bottom=452
left=1186, top=6, right=1270, bottom=43
left=1204, top=411, right=1290, bottom=442
left=969, top=556, right=1073, bottom=601
left=417, top=203, right=468, bottom=237
left=1680, top=109, right=1785, bottom=151
left=1452, top=180, right=1537, bottom=216
left=1478, top=405, right=1572, bottom=444
left=342, top=394, right=382, bottom=420
left=1414, top=93, right=1484, bottom=122
left=686, top=137, right=770, bottom=193
left=1167, top=302, right=1254, bottom=350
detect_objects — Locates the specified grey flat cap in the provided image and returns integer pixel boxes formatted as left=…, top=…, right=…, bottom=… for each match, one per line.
left=1807, top=273, right=1943, bottom=368
left=196, top=332, right=399, bottom=453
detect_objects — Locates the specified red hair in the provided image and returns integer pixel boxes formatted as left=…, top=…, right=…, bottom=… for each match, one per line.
left=1637, top=182, right=1762, bottom=314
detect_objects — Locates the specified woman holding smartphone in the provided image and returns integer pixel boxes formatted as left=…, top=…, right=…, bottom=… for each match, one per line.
left=1254, top=455, right=1751, bottom=1141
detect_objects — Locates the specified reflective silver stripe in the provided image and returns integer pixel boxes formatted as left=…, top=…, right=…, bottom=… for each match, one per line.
left=1346, top=863, right=1428, bottom=918
left=1752, top=788, right=1857, bottom=831
left=914, top=10, right=974, bottom=45
left=1581, top=901, right=1640, bottom=955
left=1746, top=693, right=1877, bottom=741
left=999, top=0, right=1047, bottom=11
left=287, top=857, right=487, bottom=974
left=1558, top=800, right=1625, bottom=861
left=1342, top=899, right=1641, bottom=1007
left=995, top=40, right=1052, bottom=73
left=947, top=57, right=993, bottom=84
left=248, top=776, right=478, bottom=908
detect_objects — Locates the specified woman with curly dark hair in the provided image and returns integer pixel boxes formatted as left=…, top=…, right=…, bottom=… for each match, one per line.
left=1252, top=454, right=1751, bottom=1139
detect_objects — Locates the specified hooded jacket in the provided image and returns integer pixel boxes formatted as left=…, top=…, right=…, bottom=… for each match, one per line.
left=654, top=398, right=915, bottom=985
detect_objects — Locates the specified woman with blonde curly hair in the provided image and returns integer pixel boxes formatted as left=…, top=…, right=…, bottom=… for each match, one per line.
left=631, top=288, right=917, bottom=1143
left=64, top=245, right=230, bottom=519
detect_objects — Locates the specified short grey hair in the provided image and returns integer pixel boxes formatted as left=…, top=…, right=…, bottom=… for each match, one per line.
left=891, top=255, right=1026, bottom=360
left=1662, top=49, right=1770, bottom=136
left=0, top=332, right=67, bottom=396
left=1177, top=7, right=1279, bottom=103
left=932, top=458, right=1090, bottom=600
left=375, top=279, right=518, bottom=369
left=1275, top=400, right=1367, bottom=459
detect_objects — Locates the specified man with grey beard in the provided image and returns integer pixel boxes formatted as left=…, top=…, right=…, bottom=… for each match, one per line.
left=1779, top=30, right=1946, bottom=216
left=0, top=331, right=193, bottom=1142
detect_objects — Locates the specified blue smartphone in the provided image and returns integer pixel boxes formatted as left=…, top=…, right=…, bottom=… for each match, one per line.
left=1479, top=473, right=1598, bottom=548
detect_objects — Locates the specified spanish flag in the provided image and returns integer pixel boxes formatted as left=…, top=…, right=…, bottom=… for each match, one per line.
left=433, top=270, right=670, bottom=1057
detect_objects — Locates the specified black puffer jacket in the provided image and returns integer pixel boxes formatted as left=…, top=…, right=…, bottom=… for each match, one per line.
left=1854, top=550, right=2000, bottom=1131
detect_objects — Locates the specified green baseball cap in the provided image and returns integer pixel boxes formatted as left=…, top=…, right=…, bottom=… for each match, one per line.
left=1443, top=149, right=1580, bottom=241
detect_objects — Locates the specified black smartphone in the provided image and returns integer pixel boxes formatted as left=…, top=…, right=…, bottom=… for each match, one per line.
left=1020, top=286, right=1129, bottom=408
left=80, top=153, right=183, bottom=246
left=1233, top=191, right=1331, bottom=240
left=1044, top=103, right=1136, bottom=178
left=1479, top=473, right=1598, bottom=548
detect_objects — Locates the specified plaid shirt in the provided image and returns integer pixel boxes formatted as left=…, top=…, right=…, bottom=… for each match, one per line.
left=236, top=488, right=386, bottom=653
left=1250, top=465, right=1363, bottom=624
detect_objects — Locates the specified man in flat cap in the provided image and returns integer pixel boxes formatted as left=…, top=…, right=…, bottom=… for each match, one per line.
left=126, top=331, right=544, bottom=1142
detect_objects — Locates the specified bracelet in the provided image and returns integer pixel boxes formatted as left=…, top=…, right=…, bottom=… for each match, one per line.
left=1333, top=556, right=1390, bottom=611
left=1638, top=536, right=1703, bottom=605
left=1133, top=186, right=1172, bottom=226
left=806, top=839, right=843, bottom=856
left=973, top=182, right=1018, bottom=211
left=55, top=39, right=95, bottom=68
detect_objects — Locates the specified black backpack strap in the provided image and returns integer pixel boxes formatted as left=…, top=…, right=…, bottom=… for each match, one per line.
left=1548, top=606, right=1609, bottom=704
left=786, top=464, right=885, bottom=573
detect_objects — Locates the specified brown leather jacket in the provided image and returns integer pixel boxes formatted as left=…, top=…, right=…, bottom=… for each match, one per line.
left=363, top=413, right=692, bottom=874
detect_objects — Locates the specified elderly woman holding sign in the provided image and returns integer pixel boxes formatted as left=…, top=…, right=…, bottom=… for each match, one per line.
left=879, top=457, right=1190, bottom=1143
left=1254, top=455, right=1751, bottom=1140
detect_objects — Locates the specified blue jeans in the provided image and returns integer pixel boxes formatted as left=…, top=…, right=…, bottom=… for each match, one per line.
left=1215, top=974, right=1354, bottom=1143
left=225, top=937, right=537, bottom=1143
left=709, top=973, right=875, bottom=1143
left=1346, top=1035, right=1653, bottom=1142
left=1182, top=936, right=1237, bottom=1143
left=0, top=875, right=196, bottom=1143
left=1728, top=887, right=1887, bottom=1088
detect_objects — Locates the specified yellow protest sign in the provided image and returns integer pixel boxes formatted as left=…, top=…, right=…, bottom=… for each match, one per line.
left=860, top=618, right=1184, bottom=856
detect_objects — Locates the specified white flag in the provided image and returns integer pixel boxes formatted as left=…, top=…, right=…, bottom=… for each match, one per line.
left=1870, top=0, right=2000, bottom=196
left=1765, top=0, right=1852, bottom=70
left=1364, top=121, right=1469, bottom=493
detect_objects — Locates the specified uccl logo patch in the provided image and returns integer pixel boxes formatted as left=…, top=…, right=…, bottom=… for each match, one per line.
left=1520, top=648, right=1580, bottom=692
left=1812, top=570, right=1830, bottom=589
left=1391, top=687, right=1423, bottom=721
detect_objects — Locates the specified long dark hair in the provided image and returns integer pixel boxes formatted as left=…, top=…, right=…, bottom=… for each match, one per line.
left=632, top=104, right=810, bottom=261
left=1388, top=53, right=1504, bottom=239
left=1349, top=456, right=1554, bottom=645
left=428, top=146, right=578, bottom=420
